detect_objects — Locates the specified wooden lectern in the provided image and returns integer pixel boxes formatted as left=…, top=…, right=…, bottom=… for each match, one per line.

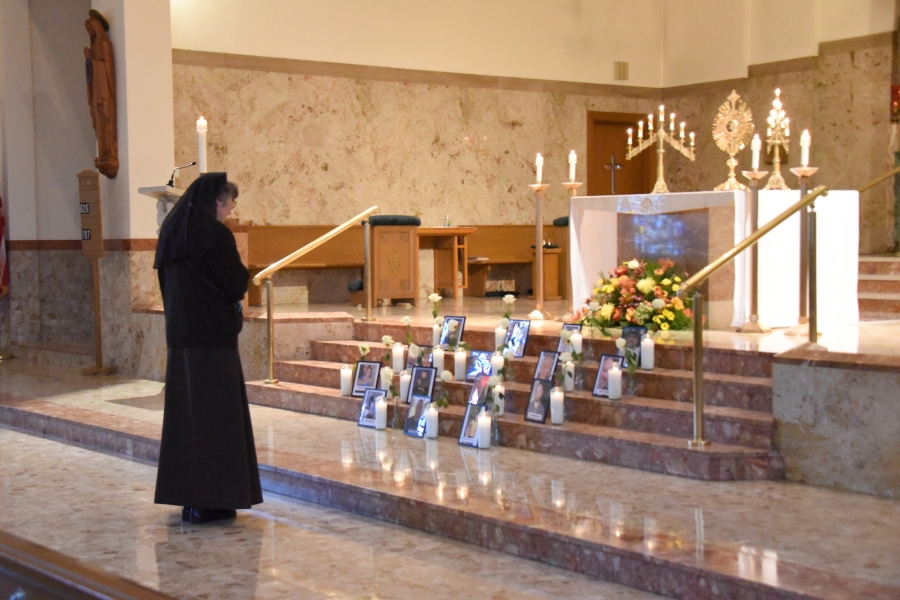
left=370, top=226, right=419, bottom=306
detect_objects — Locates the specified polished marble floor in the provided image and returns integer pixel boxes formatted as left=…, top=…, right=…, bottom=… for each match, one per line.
left=1, top=360, right=899, bottom=596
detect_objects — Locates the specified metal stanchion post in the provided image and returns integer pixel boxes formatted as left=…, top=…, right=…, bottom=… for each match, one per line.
left=362, top=220, right=375, bottom=322
left=739, top=170, right=771, bottom=333
left=263, top=278, right=279, bottom=384
left=528, top=184, right=551, bottom=320
left=787, top=167, right=819, bottom=337
left=808, top=203, right=819, bottom=345
left=688, top=291, right=710, bottom=449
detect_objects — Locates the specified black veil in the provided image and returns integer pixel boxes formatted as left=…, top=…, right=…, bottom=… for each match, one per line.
left=154, top=172, right=227, bottom=269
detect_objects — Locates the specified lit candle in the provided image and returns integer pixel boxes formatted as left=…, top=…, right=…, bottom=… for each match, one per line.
left=784, top=118, right=790, bottom=138
left=535, top=153, right=543, bottom=183
left=648, top=114, right=654, bottom=132
left=476, top=407, right=491, bottom=449
left=196, top=116, right=208, bottom=173
left=380, top=366, right=393, bottom=392
left=638, top=121, right=644, bottom=139
left=627, top=128, right=633, bottom=147
left=391, top=343, right=404, bottom=372
left=340, top=364, right=352, bottom=396
left=375, top=397, right=388, bottom=429
left=568, top=150, right=577, bottom=182
left=570, top=332, right=583, bottom=354
left=490, top=352, right=505, bottom=379
left=563, top=360, right=575, bottom=391
left=399, top=370, right=411, bottom=402
left=608, top=363, right=622, bottom=400
left=550, top=387, right=565, bottom=425
left=494, top=326, right=506, bottom=350
left=689, top=132, right=695, bottom=148
left=680, top=121, right=685, bottom=140
left=425, top=403, right=439, bottom=439
left=640, top=335, right=655, bottom=370
left=751, top=134, right=761, bottom=170
left=669, top=112, right=675, bottom=133
left=454, top=349, right=467, bottom=381
left=432, top=346, right=444, bottom=372
left=659, top=105, right=665, bottom=125
left=800, top=129, right=810, bottom=167
left=493, top=384, right=505, bottom=416
left=432, top=324, right=441, bottom=346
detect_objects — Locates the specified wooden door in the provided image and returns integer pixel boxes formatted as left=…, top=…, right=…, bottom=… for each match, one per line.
left=587, top=111, right=653, bottom=196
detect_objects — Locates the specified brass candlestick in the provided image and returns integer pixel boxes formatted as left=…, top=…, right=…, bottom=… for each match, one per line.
left=713, top=91, right=754, bottom=191
left=626, top=105, right=696, bottom=194
left=763, top=89, right=791, bottom=190
left=528, top=183, right=553, bottom=321
left=738, top=169, right=771, bottom=333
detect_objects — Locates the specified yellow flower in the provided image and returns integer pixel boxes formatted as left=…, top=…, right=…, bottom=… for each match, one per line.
left=653, top=316, right=661, bottom=324
left=636, top=277, right=656, bottom=295
left=603, top=285, right=615, bottom=294
left=672, top=297, right=684, bottom=310
left=674, top=276, right=682, bottom=283
left=671, top=284, right=680, bottom=291
left=661, top=278, right=672, bottom=286
left=599, top=303, right=615, bottom=320
left=660, top=322, right=670, bottom=330
left=593, top=288, right=600, bottom=295
left=663, top=309, right=675, bottom=320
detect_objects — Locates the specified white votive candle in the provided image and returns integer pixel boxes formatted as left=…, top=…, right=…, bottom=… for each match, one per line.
left=375, top=397, right=387, bottom=430
left=425, top=403, right=439, bottom=439
left=563, top=360, right=575, bottom=391
left=550, top=387, right=565, bottom=425
left=494, top=326, right=506, bottom=350
left=641, top=335, right=655, bottom=370
left=340, top=364, right=352, bottom=396
left=432, top=346, right=444, bottom=372
left=493, top=384, right=505, bottom=416
left=399, top=370, right=411, bottom=402
left=196, top=116, right=208, bottom=173
left=490, top=352, right=505, bottom=379
left=392, top=343, right=404, bottom=372
left=476, top=407, right=491, bottom=449
left=454, top=349, right=467, bottom=381
left=751, top=134, right=761, bottom=170
left=570, top=332, right=583, bottom=354
left=380, top=367, right=393, bottom=392
left=432, top=324, right=441, bottom=346
left=608, top=363, right=622, bottom=400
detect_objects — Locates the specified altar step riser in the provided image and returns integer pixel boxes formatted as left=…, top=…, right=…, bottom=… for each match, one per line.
left=858, top=277, right=900, bottom=294
left=0, top=406, right=806, bottom=600
left=858, top=297, right=900, bottom=316
left=858, top=258, right=900, bottom=275
left=311, top=338, right=774, bottom=379
left=246, top=382, right=782, bottom=481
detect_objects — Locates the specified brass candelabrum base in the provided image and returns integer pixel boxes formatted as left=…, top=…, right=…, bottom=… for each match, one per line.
left=715, top=156, right=748, bottom=191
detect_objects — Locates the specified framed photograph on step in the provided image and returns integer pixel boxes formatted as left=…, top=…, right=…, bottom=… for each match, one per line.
left=505, top=319, right=531, bottom=358
left=458, top=374, right=490, bottom=448
left=466, top=350, right=493, bottom=381
left=533, top=350, right=560, bottom=381
left=352, top=361, right=381, bottom=398
left=557, top=323, right=582, bottom=353
left=524, top=379, right=553, bottom=424
left=404, top=394, right=430, bottom=438
left=593, top=354, right=625, bottom=398
left=439, top=316, right=466, bottom=350
left=357, top=387, right=387, bottom=428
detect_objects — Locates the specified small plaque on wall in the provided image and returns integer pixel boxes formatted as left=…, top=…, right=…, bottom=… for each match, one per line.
left=77, top=170, right=104, bottom=259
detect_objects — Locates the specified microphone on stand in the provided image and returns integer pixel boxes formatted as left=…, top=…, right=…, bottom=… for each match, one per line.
left=167, top=162, right=197, bottom=187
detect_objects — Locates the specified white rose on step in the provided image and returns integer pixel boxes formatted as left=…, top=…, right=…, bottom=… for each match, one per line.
left=428, top=293, right=442, bottom=304
left=434, top=316, right=444, bottom=326
left=488, top=375, right=501, bottom=387
left=401, top=316, right=412, bottom=326
left=559, top=329, right=573, bottom=341
left=560, top=352, right=573, bottom=362
left=615, top=337, right=627, bottom=349
left=440, top=370, right=453, bottom=382
left=408, top=344, right=420, bottom=359
left=499, top=317, right=510, bottom=329
left=381, top=335, right=394, bottom=347
left=449, top=320, right=458, bottom=331
left=359, top=344, right=370, bottom=356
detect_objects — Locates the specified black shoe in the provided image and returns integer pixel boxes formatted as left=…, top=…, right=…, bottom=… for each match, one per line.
left=189, top=508, right=237, bottom=524
left=181, top=507, right=192, bottom=522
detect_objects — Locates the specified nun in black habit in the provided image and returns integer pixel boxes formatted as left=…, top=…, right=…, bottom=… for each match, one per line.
left=153, top=172, right=262, bottom=524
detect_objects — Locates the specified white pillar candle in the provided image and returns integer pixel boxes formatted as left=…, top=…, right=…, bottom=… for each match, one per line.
left=638, top=120, right=644, bottom=139
left=640, top=336, right=655, bottom=370
left=454, top=349, right=467, bottom=381
left=689, top=132, right=695, bottom=148
left=476, top=408, right=491, bottom=449
left=492, top=384, right=505, bottom=416
left=432, top=346, right=444, bottom=372
left=340, top=364, right=352, bottom=396
left=800, top=129, right=811, bottom=167
left=669, top=113, right=675, bottom=133
left=659, top=105, right=665, bottom=126
left=535, top=153, right=543, bottom=183
left=391, top=343, right=405, bottom=372
left=494, top=326, right=506, bottom=350
left=550, top=387, right=565, bottom=425
left=608, top=363, right=622, bottom=400
left=490, top=352, right=505, bottom=379
left=648, top=114, right=654, bottom=132
left=399, top=370, right=411, bottom=402
left=425, top=403, right=439, bottom=439
left=563, top=360, right=575, bottom=391
left=196, top=116, right=208, bottom=173
left=568, top=150, right=577, bottom=182
left=570, top=332, right=583, bottom=354
left=627, top=128, right=633, bottom=147
left=751, top=134, right=761, bottom=170
left=432, top=324, right=441, bottom=346
left=374, top=397, right=388, bottom=430
left=380, top=367, right=393, bottom=392
left=680, top=121, right=685, bottom=140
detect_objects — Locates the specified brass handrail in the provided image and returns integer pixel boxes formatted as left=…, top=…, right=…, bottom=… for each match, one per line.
left=680, top=185, right=829, bottom=294
left=858, top=165, right=900, bottom=193
left=252, top=205, right=379, bottom=285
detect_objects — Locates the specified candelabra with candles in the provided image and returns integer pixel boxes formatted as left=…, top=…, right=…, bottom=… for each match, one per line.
left=626, top=105, right=696, bottom=194
left=763, top=88, right=790, bottom=190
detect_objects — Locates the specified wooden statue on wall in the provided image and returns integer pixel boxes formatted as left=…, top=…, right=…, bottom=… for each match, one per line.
left=84, top=9, right=118, bottom=178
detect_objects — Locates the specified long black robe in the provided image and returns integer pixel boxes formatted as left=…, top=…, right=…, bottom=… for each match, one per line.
left=153, top=173, right=262, bottom=509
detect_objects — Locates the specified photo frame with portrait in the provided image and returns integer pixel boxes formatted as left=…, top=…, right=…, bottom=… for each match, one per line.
left=504, top=319, right=531, bottom=358
left=403, top=394, right=430, bottom=438
left=458, top=374, right=490, bottom=447
left=352, top=361, right=381, bottom=398
left=408, top=366, right=436, bottom=402
left=621, top=326, right=647, bottom=368
left=523, top=378, right=553, bottom=424
left=533, top=350, right=560, bottom=381
left=439, top=316, right=466, bottom=350
left=557, top=323, right=582, bottom=353
left=357, top=387, right=387, bottom=428
left=466, top=350, right=493, bottom=381
left=592, top=354, right=625, bottom=398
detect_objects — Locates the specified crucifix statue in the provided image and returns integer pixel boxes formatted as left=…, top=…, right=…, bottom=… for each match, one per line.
left=604, top=154, right=623, bottom=194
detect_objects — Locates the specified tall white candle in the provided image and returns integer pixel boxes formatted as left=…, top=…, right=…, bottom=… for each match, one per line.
left=751, top=134, right=761, bottom=170
left=570, top=332, right=583, bottom=354
left=563, top=360, right=575, bottom=391
left=433, top=324, right=441, bottom=346
left=454, top=349, right=467, bottom=381
left=432, top=346, right=444, bottom=372
left=638, top=121, right=644, bottom=139
left=380, top=366, right=393, bottom=392
left=800, top=129, right=811, bottom=167
left=627, top=128, right=633, bottom=146
left=196, top=116, right=208, bottom=173
left=648, top=114, right=654, bottom=132
left=476, top=408, right=491, bottom=449
left=680, top=121, right=685, bottom=140
left=392, top=343, right=404, bottom=372
left=492, top=384, right=505, bottom=416
left=550, top=387, right=565, bottom=425
left=490, top=352, right=505, bottom=379
left=375, top=397, right=388, bottom=429
left=669, top=113, right=675, bottom=133
left=568, top=150, right=577, bottom=182
left=689, top=132, right=695, bottom=148
left=425, top=403, right=439, bottom=439
left=608, top=363, right=622, bottom=400
left=399, top=370, right=411, bottom=402
left=641, top=335, right=655, bottom=370
left=659, top=105, right=665, bottom=125
left=340, top=364, right=352, bottom=396
left=494, top=326, right=506, bottom=350
left=535, top=153, right=544, bottom=183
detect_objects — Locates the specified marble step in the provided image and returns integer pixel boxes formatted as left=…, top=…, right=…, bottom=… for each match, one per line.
left=858, top=256, right=900, bottom=275
left=858, top=292, right=900, bottom=316
left=273, top=360, right=774, bottom=449
left=2, top=403, right=879, bottom=600
left=304, top=344, right=773, bottom=411
left=351, top=321, right=775, bottom=377
left=858, top=274, right=900, bottom=294
left=246, top=379, right=783, bottom=480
